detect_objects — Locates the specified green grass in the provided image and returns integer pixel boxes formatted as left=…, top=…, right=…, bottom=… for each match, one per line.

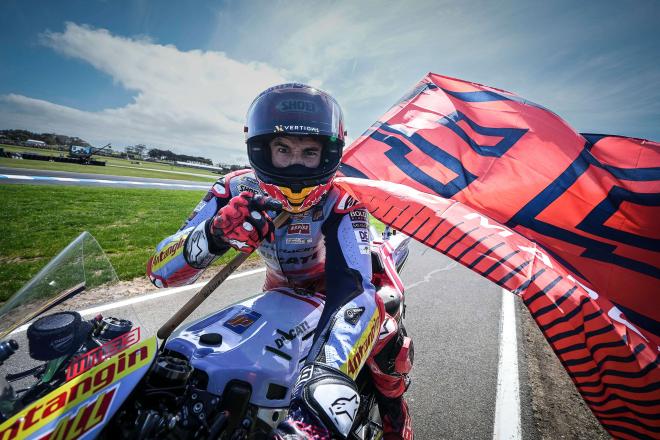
left=0, top=185, right=245, bottom=301
left=0, top=183, right=390, bottom=301
left=370, top=217, right=386, bottom=234
left=0, top=144, right=219, bottom=182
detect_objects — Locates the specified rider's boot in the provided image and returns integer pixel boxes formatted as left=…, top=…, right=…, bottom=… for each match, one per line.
left=367, top=320, right=414, bottom=440
left=377, top=394, right=413, bottom=440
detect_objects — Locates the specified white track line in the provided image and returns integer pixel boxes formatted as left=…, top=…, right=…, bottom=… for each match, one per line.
left=10, top=267, right=266, bottom=335
left=493, top=289, right=522, bottom=439
left=107, top=164, right=216, bottom=179
left=0, top=174, right=209, bottom=189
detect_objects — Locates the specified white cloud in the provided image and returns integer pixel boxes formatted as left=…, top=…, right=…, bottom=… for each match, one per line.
left=1, top=2, right=657, bottom=164
left=0, top=22, right=288, bottom=162
left=220, top=0, right=658, bottom=140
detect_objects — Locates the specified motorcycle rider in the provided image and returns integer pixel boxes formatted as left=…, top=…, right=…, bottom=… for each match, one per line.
left=147, top=83, right=413, bottom=439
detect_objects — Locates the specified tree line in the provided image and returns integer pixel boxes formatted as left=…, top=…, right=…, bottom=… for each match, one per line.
left=147, top=148, right=213, bottom=165
left=0, top=129, right=214, bottom=165
left=0, top=129, right=91, bottom=147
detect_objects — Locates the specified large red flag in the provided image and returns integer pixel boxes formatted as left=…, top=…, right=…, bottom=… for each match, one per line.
left=339, top=73, right=659, bottom=439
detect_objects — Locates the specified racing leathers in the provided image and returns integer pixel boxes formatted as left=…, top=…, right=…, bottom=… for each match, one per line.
left=147, top=169, right=411, bottom=438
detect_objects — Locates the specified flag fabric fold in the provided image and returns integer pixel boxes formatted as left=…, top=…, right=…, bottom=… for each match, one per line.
left=338, top=72, right=659, bottom=439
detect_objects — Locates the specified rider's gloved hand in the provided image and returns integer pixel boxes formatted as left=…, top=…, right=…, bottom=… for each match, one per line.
left=209, top=192, right=277, bottom=253
left=272, top=363, right=360, bottom=440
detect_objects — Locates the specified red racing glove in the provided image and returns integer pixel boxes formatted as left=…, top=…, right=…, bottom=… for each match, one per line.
left=209, top=192, right=277, bottom=253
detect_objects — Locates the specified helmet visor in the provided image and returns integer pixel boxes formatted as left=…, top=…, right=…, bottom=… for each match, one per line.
left=246, top=85, right=345, bottom=142
left=248, top=139, right=341, bottom=190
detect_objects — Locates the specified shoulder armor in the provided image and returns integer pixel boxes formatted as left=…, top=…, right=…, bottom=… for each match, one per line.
left=210, top=169, right=252, bottom=198
left=229, top=170, right=262, bottom=196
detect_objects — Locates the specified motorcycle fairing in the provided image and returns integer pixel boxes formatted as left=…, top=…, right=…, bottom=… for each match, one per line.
left=165, top=288, right=324, bottom=408
left=165, top=237, right=407, bottom=410
left=0, top=336, right=157, bottom=440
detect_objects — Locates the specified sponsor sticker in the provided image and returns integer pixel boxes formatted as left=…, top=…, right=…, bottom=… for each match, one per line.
left=274, top=124, right=320, bottom=133
left=354, top=230, right=369, bottom=243
left=223, top=307, right=262, bottom=334
left=280, top=246, right=315, bottom=253
left=351, top=222, right=368, bottom=229
left=288, top=223, right=311, bottom=235
left=349, top=210, right=367, bottom=222
left=273, top=320, right=311, bottom=349
left=359, top=244, right=371, bottom=255
left=286, top=237, right=313, bottom=245
left=151, top=235, right=187, bottom=271
left=0, top=337, right=155, bottom=440
left=341, top=310, right=380, bottom=378
left=66, top=327, right=141, bottom=381
left=279, top=251, right=318, bottom=265
left=237, top=184, right=257, bottom=193
left=39, top=386, right=118, bottom=440
left=276, top=99, right=318, bottom=113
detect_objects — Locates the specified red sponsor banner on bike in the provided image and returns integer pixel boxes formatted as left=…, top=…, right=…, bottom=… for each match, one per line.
left=338, top=72, right=660, bottom=438
left=66, top=327, right=141, bottom=381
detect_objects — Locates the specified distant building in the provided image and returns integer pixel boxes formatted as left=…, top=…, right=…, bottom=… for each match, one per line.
left=26, top=139, right=46, bottom=147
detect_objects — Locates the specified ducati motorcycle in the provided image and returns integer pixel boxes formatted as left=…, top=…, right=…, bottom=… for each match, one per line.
left=0, top=228, right=410, bottom=439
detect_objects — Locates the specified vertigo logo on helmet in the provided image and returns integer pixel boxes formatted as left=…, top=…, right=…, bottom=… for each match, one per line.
left=276, top=100, right=317, bottom=113
left=274, top=125, right=320, bottom=133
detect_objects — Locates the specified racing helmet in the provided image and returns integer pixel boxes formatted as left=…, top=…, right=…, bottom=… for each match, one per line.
left=245, top=83, right=345, bottom=213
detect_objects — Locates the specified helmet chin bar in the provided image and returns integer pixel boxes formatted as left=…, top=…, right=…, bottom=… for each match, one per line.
left=278, top=185, right=315, bottom=204
left=259, top=181, right=333, bottom=214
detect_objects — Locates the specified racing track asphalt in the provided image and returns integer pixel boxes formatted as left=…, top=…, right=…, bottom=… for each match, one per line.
left=3, top=241, right=536, bottom=439
left=0, top=166, right=213, bottom=190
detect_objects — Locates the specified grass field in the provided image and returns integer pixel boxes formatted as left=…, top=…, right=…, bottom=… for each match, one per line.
left=0, top=183, right=388, bottom=301
left=0, top=185, right=245, bottom=301
left=0, top=144, right=219, bottom=182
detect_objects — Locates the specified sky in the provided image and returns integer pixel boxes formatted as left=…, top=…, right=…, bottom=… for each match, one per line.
left=1, top=0, right=658, bottom=164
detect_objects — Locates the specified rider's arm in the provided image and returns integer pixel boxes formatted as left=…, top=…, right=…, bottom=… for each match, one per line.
left=146, top=173, right=241, bottom=288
